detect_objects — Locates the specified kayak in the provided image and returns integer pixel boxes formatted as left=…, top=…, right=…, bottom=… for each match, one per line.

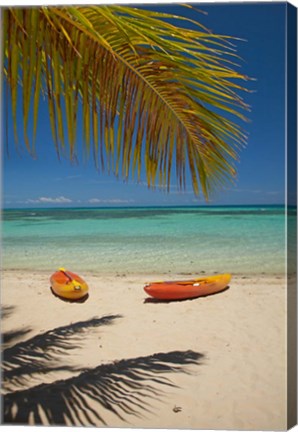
left=144, top=273, right=231, bottom=300
left=50, top=268, right=89, bottom=300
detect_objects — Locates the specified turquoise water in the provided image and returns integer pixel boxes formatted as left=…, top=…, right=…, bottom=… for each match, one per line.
left=2, top=206, right=289, bottom=275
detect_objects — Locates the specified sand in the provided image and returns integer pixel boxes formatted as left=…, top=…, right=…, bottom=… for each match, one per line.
left=1, top=270, right=287, bottom=430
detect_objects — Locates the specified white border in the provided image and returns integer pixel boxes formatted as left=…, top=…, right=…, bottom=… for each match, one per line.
left=1, top=1, right=297, bottom=432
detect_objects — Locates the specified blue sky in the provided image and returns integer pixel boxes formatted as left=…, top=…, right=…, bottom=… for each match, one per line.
left=3, top=2, right=287, bottom=208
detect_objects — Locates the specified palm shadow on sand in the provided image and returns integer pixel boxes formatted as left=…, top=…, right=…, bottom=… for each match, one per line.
left=2, top=315, right=121, bottom=391
left=2, top=308, right=204, bottom=426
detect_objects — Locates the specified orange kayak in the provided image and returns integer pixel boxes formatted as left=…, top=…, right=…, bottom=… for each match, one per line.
left=50, top=268, right=89, bottom=300
left=144, top=273, right=231, bottom=300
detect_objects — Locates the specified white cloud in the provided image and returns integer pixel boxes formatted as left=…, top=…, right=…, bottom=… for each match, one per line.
left=266, top=191, right=282, bottom=196
left=228, top=188, right=283, bottom=196
left=66, top=175, right=82, bottom=180
left=88, top=198, right=102, bottom=203
left=88, top=198, right=135, bottom=204
left=226, top=188, right=262, bottom=194
left=26, top=196, right=72, bottom=204
left=54, top=175, right=82, bottom=181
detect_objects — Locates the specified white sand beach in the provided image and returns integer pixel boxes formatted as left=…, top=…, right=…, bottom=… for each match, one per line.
left=2, top=270, right=287, bottom=430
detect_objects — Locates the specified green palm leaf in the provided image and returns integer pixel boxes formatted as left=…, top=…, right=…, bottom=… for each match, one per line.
left=3, top=5, right=250, bottom=199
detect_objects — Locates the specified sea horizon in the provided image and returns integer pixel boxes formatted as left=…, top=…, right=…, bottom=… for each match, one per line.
left=2, top=203, right=289, bottom=211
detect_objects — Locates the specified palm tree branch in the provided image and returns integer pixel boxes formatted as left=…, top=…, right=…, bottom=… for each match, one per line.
left=4, top=5, right=251, bottom=198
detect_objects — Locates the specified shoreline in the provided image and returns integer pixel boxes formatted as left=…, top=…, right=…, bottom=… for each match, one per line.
left=1, top=268, right=287, bottom=277
left=2, top=271, right=287, bottom=429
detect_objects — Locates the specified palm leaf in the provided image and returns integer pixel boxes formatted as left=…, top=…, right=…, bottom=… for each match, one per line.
left=3, top=350, right=203, bottom=426
left=3, top=5, right=251, bottom=199
left=2, top=315, right=122, bottom=391
left=2, top=309, right=204, bottom=426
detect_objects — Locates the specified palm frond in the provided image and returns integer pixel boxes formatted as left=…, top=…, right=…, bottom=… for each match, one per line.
left=2, top=328, right=32, bottom=350
left=2, top=305, right=15, bottom=320
left=3, top=5, right=251, bottom=198
left=2, top=315, right=122, bottom=391
left=3, top=350, right=203, bottom=426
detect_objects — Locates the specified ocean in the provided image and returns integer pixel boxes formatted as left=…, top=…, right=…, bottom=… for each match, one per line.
left=2, top=205, right=290, bottom=276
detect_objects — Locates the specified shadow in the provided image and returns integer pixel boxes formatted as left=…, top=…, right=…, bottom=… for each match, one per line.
left=3, top=350, right=204, bottom=426
left=2, top=328, right=32, bottom=350
left=144, top=286, right=230, bottom=304
left=2, top=315, right=122, bottom=390
left=2, top=309, right=204, bottom=427
left=50, top=287, right=89, bottom=303
left=2, top=305, right=15, bottom=319
left=2, top=305, right=32, bottom=350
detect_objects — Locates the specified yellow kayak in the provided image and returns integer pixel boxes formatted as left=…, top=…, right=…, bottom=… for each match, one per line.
left=50, top=268, right=88, bottom=300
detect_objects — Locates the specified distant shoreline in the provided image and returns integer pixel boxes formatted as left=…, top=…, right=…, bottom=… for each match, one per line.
left=2, top=203, right=288, bottom=211
left=1, top=269, right=287, bottom=279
